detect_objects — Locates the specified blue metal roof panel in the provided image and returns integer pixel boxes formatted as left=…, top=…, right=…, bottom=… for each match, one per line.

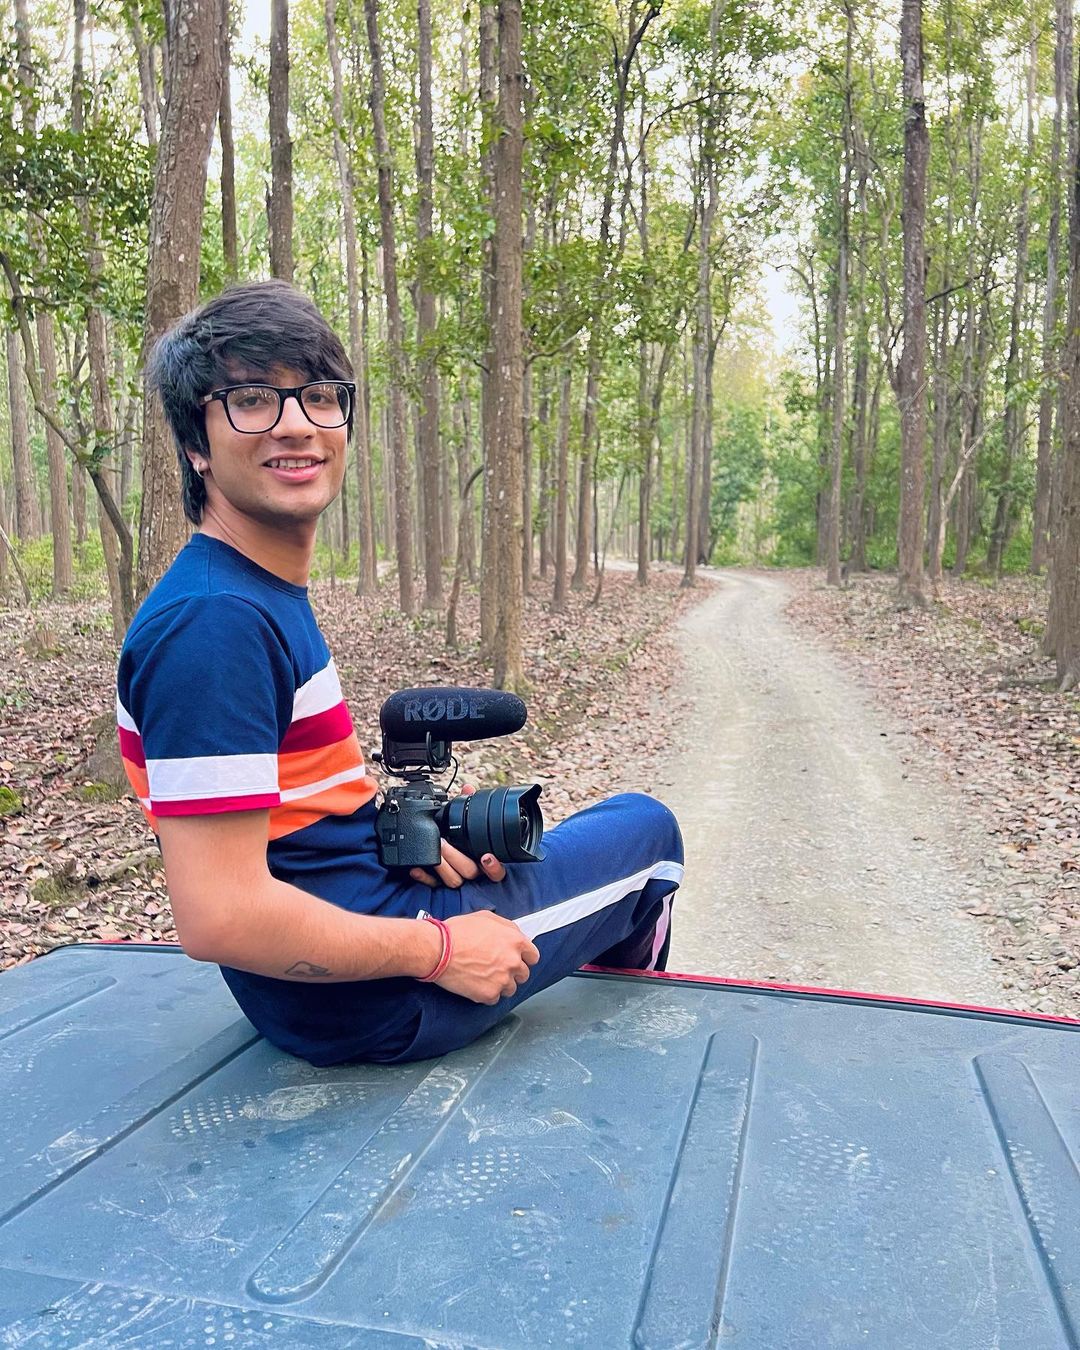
left=0, top=945, right=1076, bottom=1348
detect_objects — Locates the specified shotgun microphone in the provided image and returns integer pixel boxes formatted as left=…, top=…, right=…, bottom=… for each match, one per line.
left=378, top=687, right=527, bottom=745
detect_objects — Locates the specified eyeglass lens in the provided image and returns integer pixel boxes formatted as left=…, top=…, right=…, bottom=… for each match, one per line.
left=225, top=383, right=350, bottom=431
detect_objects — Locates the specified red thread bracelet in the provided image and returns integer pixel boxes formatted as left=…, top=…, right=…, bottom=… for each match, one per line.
left=418, top=915, right=453, bottom=982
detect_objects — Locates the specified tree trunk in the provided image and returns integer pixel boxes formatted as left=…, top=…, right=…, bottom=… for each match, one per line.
left=522, top=358, right=534, bottom=593
left=358, top=242, right=379, bottom=589
left=364, top=0, right=414, bottom=614
left=896, top=0, right=929, bottom=607
left=268, top=0, right=294, bottom=282
left=988, top=26, right=1037, bottom=577
left=219, top=2, right=238, bottom=280
left=552, top=364, right=571, bottom=611
left=826, top=16, right=852, bottom=586
left=537, top=364, right=552, bottom=578
left=1049, top=2, right=1080, bottom=686
left=478, top=2, right=499, bottom=648
left=488, top=0, right=525, bottom=690
left=325, top=0, right=376, bottom=595
left=455, top=376, right=477, bottom=583
left=4, top=328, right=35, bottom=541
left=415, top=0, right=443, bottom=607
left=125, top=0, right=159, bottom=149
left=1034, top=0, right=1067, bottom=574
left=684, top=109, right=718, bottom=587
left=572, top=4, right=659, bottom=592
left=73, top=0, right=132, bottom=634
left=15, top=0, right=72, bottom=590
left=137, top=0, right=222, bottom=597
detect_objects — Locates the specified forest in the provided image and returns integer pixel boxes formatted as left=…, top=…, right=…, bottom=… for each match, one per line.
left=1, top=0, right=1079, bottom=692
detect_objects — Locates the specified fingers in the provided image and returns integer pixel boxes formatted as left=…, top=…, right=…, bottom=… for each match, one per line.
left=480, top=853, right=507, bottom=882
left=440, top=842, right=480, bottom=884
left=522, top=941, right=540, bottom=967
left=408, top=867, right=436, bottom=888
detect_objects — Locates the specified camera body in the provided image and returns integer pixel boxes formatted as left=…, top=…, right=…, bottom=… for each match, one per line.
left=376, top=778, right=450, bottom=869
left=372, top=688, right=544, bottom=871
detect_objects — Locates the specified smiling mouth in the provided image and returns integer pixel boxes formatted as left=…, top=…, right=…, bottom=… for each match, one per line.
left=265, top=458, right=323, bottom=470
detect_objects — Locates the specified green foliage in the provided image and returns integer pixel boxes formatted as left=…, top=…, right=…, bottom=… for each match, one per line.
left=0, top=787, right=22, bottom=816
left=15, top=534, right=109, bottom=602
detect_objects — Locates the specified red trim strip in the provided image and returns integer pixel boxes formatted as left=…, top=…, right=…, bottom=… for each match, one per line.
left=153, top=793, right=280, bottom=816
left=580, top=965, right=1080, bottom=1027
left=280, top=702, right=354, bottom=753
left=117, top=727, right=145, bottom=767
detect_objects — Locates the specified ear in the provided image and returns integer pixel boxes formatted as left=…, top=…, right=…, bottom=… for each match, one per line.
left=185, top=450, right=209, bottom=477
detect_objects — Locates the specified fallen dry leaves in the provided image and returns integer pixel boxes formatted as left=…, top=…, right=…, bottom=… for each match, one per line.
left=0, top=570, right=691, bottom=970
left=787, top=569, right=1080, bottom=1017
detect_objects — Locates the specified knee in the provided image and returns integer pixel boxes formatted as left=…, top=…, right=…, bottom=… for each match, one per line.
left=607, top=792, right=683, bottom=857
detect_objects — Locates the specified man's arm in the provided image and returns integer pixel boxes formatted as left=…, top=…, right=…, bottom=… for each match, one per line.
left=157, top=811, right=538, bottom=1004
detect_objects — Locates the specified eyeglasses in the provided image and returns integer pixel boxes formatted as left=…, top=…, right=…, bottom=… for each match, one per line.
left=201, top=381, right=355, bottom=434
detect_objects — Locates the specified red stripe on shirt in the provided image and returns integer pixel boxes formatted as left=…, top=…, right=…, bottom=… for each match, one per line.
left=118, top=727, right=146, bottom=768
left=279, top=701, right=354, bottom=753
left=154, top=793, right=281, bottom=816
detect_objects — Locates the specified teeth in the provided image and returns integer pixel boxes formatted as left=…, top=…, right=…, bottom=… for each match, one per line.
left=267, top=459, right=319, bottom=469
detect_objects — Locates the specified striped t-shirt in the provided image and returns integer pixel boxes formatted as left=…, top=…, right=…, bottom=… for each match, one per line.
left=116, top=534, right=380, bottom=910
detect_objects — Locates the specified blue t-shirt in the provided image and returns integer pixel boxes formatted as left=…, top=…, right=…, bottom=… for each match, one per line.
left=117, top=534, right=420, bottom=1063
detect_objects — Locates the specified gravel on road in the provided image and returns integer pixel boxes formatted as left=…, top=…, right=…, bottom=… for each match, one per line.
left=653, top=569, right=1019, bottom=1010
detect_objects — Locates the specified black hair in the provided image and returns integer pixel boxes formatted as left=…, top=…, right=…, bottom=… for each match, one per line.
left=146, top=280, right=354, bottom=524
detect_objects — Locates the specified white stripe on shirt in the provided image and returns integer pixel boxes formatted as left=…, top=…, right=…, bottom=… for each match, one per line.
left=292, top=661, right=343, bottom=721
left=146, top=752, right=279, bottom=801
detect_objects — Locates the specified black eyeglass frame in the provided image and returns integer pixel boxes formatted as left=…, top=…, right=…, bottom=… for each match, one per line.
left=200, top=381, right=357, bottom=434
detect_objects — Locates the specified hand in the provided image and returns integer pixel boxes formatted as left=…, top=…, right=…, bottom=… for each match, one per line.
left=408, top=785, right=507, bottom=889
left=435, top=910, right=540, bottom=1004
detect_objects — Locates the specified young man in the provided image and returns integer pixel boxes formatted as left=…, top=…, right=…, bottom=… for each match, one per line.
left=117, top=280, right=683, bottom=1065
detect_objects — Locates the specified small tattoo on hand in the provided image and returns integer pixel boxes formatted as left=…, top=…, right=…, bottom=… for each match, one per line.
left=285, top=961, right=333, bottom=978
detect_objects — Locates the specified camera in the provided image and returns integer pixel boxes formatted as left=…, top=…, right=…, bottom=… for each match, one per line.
left=372, top=687, right=545, bottom=871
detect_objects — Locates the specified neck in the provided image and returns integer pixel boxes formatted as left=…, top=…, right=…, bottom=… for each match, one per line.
left=197, top=506, right=316, bottom=586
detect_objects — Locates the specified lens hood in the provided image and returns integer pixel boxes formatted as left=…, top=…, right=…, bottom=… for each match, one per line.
left=441, top=784, right=544, bottom=864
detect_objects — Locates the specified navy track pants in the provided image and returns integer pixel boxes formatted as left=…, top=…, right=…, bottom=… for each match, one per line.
left=380, top=791, right=684, bottom=1062
left=227, top=792, right=683, bottom=1066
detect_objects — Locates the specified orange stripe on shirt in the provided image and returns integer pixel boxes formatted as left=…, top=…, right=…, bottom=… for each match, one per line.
left=278, top=734, right=364, bottom=793
left=122, top=756, right=150, bottom=801
left=268, top=776, right=377, bottom=840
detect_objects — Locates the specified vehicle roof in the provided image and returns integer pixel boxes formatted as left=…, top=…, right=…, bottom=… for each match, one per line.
left=1, top=944, right=1077, bottom=1348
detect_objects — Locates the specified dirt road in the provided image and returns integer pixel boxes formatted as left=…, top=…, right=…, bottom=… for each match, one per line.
left=653, top=569, right=1013, bottom=1006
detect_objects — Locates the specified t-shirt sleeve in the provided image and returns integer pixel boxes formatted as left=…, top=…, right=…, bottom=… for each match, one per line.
left=119, top=595, right=294, bottom=817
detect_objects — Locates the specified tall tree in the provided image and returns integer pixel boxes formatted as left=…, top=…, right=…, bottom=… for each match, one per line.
left=1049, top=0, right=1080, bottom=689
left=825, top=1, right=853, bottom=587
left=573, top=2, right=659, bottom=591
left=895, top=0, right=929, bottom=607
left=325, top=0, right=377, bottom=594
left=73, top=0, right=131, bottom=636
left=987, top=25, right=1037, bottom=577
left=415, top=0, right=443, bottom=608
left=137, top=0, right=224, bottom=596
left=219, top=1, right=238, bottom=281
left=268, top=0, right=294, bottom=282
left=364, top=0, right=415, bottom=615
left=489, top=0, right=525, bottom=688
left=4, top=328, right=36, bottom=541
left=1034, top=0, right=1068, bottom=574
left=14, top=0, right=73, bottom=591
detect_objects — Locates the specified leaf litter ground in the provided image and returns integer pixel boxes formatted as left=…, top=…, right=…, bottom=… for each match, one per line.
left=787, top=570, right=1079, bottom=1018
left=0, top=572, right=690, bottom=969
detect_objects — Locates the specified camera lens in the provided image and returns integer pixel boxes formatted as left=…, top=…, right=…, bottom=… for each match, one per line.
left=440, top=784, right=544, bottom=863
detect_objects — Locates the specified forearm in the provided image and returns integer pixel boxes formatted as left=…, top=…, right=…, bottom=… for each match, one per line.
left=179, top=874, right=441, bottom=983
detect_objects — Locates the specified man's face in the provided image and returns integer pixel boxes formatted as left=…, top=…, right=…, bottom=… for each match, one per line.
left=197, top=365, right=348, bottom=532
